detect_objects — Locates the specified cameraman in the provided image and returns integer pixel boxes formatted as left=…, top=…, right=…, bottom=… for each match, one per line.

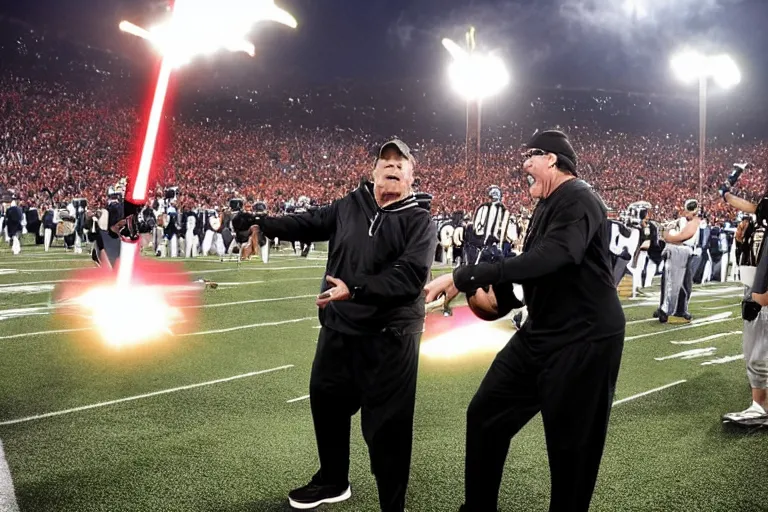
left=719, top=163, right=768, bottom=425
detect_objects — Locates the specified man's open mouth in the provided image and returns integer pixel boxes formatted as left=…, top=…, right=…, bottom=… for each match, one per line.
left=526, top=174, right=535, bottom=187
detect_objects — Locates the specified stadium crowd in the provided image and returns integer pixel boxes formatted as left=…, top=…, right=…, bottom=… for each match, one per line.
left=1, top=19, right=767, bottom=224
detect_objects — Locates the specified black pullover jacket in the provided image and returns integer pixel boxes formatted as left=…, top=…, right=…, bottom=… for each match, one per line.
left=260, top=181, right=437, bottom=336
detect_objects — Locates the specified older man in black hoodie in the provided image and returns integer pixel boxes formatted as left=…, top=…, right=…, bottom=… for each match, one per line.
left=427, top=130, right=625, bottom=512
left=234, top=139, right=436, bottom=512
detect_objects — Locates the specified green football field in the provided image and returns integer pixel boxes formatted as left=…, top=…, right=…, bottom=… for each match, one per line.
left=0, top=241, right=766, bottom=512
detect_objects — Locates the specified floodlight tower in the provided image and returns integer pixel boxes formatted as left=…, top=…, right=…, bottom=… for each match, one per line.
left=670, top=50, right=741, bottom=205
left=442, top=27, right=509, bottom=176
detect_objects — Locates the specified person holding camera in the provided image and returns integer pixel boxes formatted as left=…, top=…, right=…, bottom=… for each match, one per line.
left=718, top=163, right=768, bottom=425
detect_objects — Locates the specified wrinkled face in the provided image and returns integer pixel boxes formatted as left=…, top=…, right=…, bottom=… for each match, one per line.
left=373, top=147, right=414, bottom=207
left=521, top=148, right=559, bottom=199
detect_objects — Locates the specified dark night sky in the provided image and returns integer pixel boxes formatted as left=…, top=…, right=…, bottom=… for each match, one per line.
left=1, top=0, right=767, bottom=94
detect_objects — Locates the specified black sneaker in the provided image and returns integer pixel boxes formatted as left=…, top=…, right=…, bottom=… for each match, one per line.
left=658, top=310, right=668, bottom=323
left=288, top=481, right=351, bottom=510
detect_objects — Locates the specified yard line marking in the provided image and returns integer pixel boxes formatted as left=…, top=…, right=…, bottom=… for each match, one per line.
left=694, top=295, right=743, bottom=304
left=0, top=328, right=91, bottom=340
left=287, top=395, right=310, bottom=403
left=215, top=277, right=321, bottom=286
left=180, top=317, right=316, bottom=336
left=670, top=331, right=742, bottom=345
left=0, top=259, right=93, bottom=265
left=0, top=365, right=294, bottom=426
left=702, top=304, right=739, bottom=311
left=654, top=347, right=717, bottom=361
left=195, top=295, right=316, bottom=308
left=0, top=307, right=52, bottom=321
left=626, top=318, right=657, bottom=325
left=701, top=355, right=744, bottom=366
left=612, top=380, right=687, bottom=406
left=625, top=313, right=734, bottom=341
left=1, top=316, right=319, bottom=342
left=0, top=280, right=69, bottom=288
left=626, top=319, right=734, bottom=341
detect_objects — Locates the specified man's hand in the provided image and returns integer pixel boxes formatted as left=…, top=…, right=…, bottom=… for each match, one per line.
left=752, top=292, right=768, bottom=307
left=316, top=276, right=351, bottom=308
left=424, top=273, right=460, bottom=304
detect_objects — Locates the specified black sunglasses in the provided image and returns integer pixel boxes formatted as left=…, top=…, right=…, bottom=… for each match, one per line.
left=522, top=148, right=548, bottom=159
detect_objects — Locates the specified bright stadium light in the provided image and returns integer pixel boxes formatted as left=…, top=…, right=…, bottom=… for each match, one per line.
left=671, top=50, right=741, bottom=89
left=442, top=38, right=509, bottom=101
left=119, top=0, right=297, bottom=68
left=671, top=49, right=742, bottom=206
left=442, top=27, right=510, bottom=176
left=623, top=0, right=648, bottom=19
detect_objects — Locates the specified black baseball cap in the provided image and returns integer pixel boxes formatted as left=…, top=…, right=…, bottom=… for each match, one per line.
left=526, top=130, right=578, bottom=176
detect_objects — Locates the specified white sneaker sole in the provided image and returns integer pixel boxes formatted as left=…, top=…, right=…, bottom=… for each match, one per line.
left=288, top=486, right=352, bottom=510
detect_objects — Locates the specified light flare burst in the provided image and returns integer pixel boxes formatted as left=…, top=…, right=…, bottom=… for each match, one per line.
left=52, top=0, right=298, bottom=348
left=73, top=284, right=183, bottom=348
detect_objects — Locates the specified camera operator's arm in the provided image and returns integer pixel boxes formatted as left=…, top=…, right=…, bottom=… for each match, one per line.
left=234, top=201, right=339, bottom=242
left=723, top=193, right=757, bottom=214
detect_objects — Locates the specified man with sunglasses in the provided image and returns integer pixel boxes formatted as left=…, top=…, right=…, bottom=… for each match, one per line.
left=426, top=130, right=624, bottom=512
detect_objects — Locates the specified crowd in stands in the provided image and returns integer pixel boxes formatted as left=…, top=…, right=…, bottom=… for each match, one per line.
left=2, top=18, right=768, bottom=225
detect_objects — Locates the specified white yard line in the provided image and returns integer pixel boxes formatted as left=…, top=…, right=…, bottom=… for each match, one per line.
left=625, top=313, right=734, bottom=341
left=179, top=317, right=316, bottom=336
left=0, top=328, right=91, bottom=340
left=670, top=331, right=742, bottom=345
left=654, top=348, right=717, bottom=361
left=0, top=365, right=294, bottom=426
left=701, top=304, right=739, bottom=311
left=215, top=277, right=321, bottom=287
left=612, top=380, right=687, bottom=406
left=626, top=318, right=735, bottom=341
left=701, top=355, right=744, bottom=366
left=626, top=318, right=657, bottom=326
left=194, top=295, right=316, bottom=309
left=1, top=316, right=319, bottom=342
left=0, top=280, right=68, bottom=288
left=287, top=395, right=310, bottom=403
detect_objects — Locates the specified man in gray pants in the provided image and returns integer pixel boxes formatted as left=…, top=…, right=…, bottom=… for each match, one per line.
left=656, top=199, right=701, bottom=323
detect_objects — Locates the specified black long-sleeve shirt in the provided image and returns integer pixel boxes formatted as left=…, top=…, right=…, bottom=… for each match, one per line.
left=261, top=181, right=437, bottom=335
left=454, top=179, right=625, bottom=354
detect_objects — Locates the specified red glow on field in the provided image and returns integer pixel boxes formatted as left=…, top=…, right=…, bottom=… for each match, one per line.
left=54, top=257, right=202, bottom=348
left=421, top=306, right=515, bottom=360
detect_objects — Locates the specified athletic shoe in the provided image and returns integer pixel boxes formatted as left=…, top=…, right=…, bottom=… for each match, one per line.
left=288, top=480, right=351, bottom=510
left=723, top=402, right=768, bottom=424
left=657, top=310, right=668, bottom=323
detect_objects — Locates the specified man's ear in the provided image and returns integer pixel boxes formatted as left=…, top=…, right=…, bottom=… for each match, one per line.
left=547, top=153, right=557, bottom=168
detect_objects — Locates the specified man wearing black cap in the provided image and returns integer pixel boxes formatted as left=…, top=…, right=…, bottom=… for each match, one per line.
left=426, top=130, right=625, bottom=512
left=233, top=139, right=436, bottom=511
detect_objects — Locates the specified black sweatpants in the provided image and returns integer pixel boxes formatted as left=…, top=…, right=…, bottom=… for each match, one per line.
left=309, top=326, right=420, bottom=512
left=463, top=333, right=623, bottom=512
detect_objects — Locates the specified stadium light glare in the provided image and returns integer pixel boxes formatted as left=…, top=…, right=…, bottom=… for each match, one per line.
left=119, top=0, right=297, bottom=68
left=60, top=0, right=300, bottom=348
left=671, top=50, right=741, bottom=89
left=670, top=49, right=742, bottom=208
left=623, top=0, right=648, bottom=19
left=442, top=38, right=509, bottom=101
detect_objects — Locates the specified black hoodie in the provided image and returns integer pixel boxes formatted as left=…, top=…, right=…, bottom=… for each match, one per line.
left=260, top=181, right=437, bottom=335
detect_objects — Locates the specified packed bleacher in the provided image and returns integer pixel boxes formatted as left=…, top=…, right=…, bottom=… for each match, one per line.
left=1, top=17, right=768, bottom=224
